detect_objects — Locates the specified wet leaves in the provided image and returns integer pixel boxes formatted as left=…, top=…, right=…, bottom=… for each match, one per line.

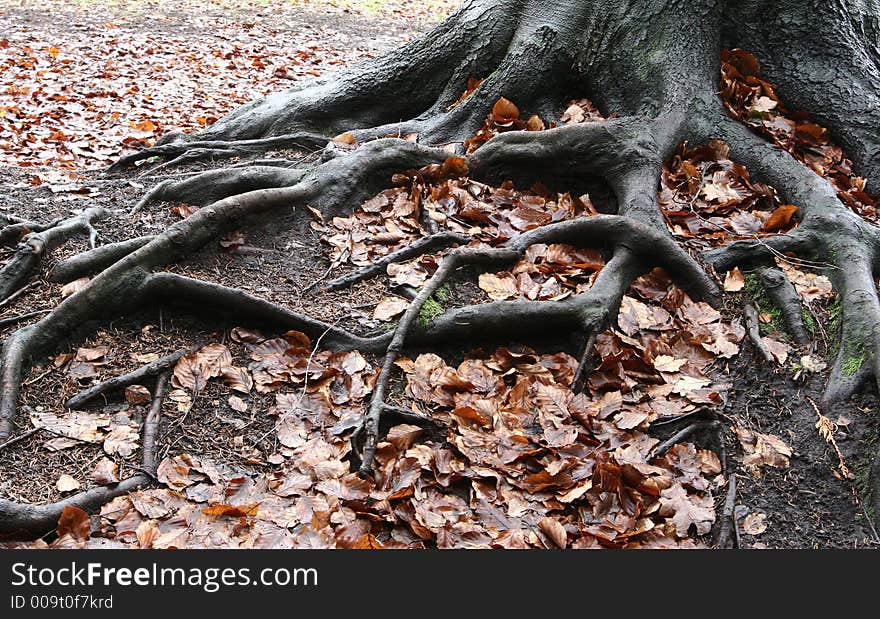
left=0, top=0, right=429, bottom=169
left=734, top=426, right=792, bottom=474
left=659, top=139, right=788, bottom=246
left=721, top=48, right=879, bottom=223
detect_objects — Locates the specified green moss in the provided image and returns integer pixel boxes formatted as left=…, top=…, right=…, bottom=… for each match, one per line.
left=801, top=308, right=819, bottom=337
left=855, top=430, right=880, bottom=523
left=418, top=298, right=444, bottom=328
left=744, top=273, right=786, bottom=337
left=434, top=283, right=451, bottom=304
left=842, top=344, right=867, bottom=377
left=827, top=296, right=843, bottom=349
left=417, top=284, right=454, bottom=327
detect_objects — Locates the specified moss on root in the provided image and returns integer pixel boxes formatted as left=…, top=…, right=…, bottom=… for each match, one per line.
left=744, top=273, right=786, bottom=337
left=418, top=283, right=452, bottom=327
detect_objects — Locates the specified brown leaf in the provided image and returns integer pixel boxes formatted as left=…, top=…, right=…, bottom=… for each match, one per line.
left=762, top=204, right=799, bottom=232
left=56, top=506, right=91, bottom=543
left=332, top=132, right=357, bottom=145
left=90, top=457, right=120, bottom=484
left=103, top=425, right=139, bottom=457
left=352, top=534, right=385, bottom=549
left=373, top=296, right=409, bottom=321
left=202, top=503, right=259, bottom=518
left=742, top=512, right=767, bottom=535
left=658, top=484, right=715, bottom=537
left=75, top=346, right=107, bottom=362
left=442, top=156, right=469, bottom=178
left=228, top=395, right=248, bottom=412
left=172, top=343, right=233, bottom=392
left=735, top=426, right=792, bottom=472
left=491, top=97, right=519, bottom=124
left=386, top=424, right=424, bottom=451
left=761, top=337, right=789, bottom=364
left=478, top=272, right=518, bottom=301
left=125, top=384, right=152, bottom=405
left=56, top=474, right=81, bottom=492
left=723, top=267, right=745, bottom=292
left=221, top=366, right=253, bottom=393
left=538, top=517, right=567, bottom=548
left=60, top=277, right=90, bottom=298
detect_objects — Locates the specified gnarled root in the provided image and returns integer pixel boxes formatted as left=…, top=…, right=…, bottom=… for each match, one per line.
left=697, top=111, right=880, bottom=515
left=0, top=375, right=168, bottom=539
left=0, top=207, right=105, bottom=302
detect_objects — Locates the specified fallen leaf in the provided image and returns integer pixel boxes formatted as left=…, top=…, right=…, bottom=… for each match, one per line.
left=762, top=204, right=799, bottom=232
left=60, top=277, right=90, bottom=298
left=56, top=474, right=81, bottom=492
left=103, top=425, right=139, bottom=457
left=538, top=517, right=567, bottom=548
left=742, top=512, right=767, bottom=535
left=735, top=426, right=792, bottom=472
left=653, top=355, right=688, bottom=373
left=125, top=384, right=152, bottom=405
left=373, top=297, right=409, bottom=321
left=723, top=267, right=745, bottom=292
left=228, top=395, right=248, bottom=412
left=90, top=457, right=120, bottom=484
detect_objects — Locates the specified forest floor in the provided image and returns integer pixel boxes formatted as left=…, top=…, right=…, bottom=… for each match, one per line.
left=0, top=0, right=877, bottom=549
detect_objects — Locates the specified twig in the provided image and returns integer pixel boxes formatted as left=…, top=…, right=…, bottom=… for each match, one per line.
left=743, top=303, right=774, bottom=362
left=141, top=372, right=169, bottom=474
left=571, top=331, right=597, bottom=394
left=0, top=427, right=41, bottom=452
left=0, top=309, right=51, bottom=329
left=321, top=231, right=469, bottom=293
left=0, top=282, right=35, bottom=309
left=649, top=421, right=718, bottom=460
left=66, top=348, right=189, bottom=409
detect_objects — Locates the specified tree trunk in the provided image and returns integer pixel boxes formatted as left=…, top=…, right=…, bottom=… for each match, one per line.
left=4, top=0, right=880, bottom=536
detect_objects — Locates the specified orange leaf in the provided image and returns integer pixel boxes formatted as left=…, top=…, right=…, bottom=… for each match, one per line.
left=441, top=156, right=469, bottom=178
left=202, top=503, right=259, bottom=517
left=526, top=114, right=545, bottom=131
left=762, top=204, right=799, bottom=232
left=491, top=97, right=519, bottom=124
left=352, top=534, right=384, bottom=549
left=56, top=506, right=91, bottom=541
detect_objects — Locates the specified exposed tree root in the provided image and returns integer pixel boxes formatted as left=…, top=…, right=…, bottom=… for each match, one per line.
left=0, top=218, right=61, bottom=247
left=353, top=212, right=720, bottom=474
left=695, top=112, right=880, bottom=514
left=107, top=132, right=329, bottom=174
left=743, top=303, right=774, bottom=363
left=321, top=231, right=471, bottom=293
left=66, top=349, right=188, bottom=410
left=6, top=0, right=880, bottom=541
left=0, top=377, right=169, bottom=538
left=50, top=236, right=154, bottom=283
left=756, top=266, right=810, bottom=345
left=0, top=207, right=105, bottom=302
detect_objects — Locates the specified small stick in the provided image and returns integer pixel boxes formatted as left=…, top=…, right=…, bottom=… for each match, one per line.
left=716, top=473, right=739, bottom=549
left=743, top=303, right=774, bottom=362
left=571, top=331, right=597, bottom=394
left=649, top=421, right=717, bottom=460
left=322, top=231, right=470, bottom=293
left=0, top=427, right=41, bottom=452
left=0, top=282, right=35, bottom=309
left=0, top=309, right=51, bottom=329
left=66, top=349, right=188, bottom=409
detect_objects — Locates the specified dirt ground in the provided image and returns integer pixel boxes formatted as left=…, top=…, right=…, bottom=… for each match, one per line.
left=1, top=0, right=878, bottom=549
